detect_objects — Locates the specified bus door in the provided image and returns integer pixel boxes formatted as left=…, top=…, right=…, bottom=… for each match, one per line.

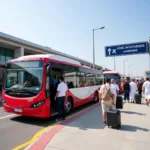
left=48, top=62, right=63, bottom=115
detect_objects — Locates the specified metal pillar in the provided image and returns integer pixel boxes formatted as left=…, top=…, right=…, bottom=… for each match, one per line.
left=93, top=29, right=95, bottom=69
left=123, top=60, right=125, bottom=75
left=114, top=56, right=116, bottom=71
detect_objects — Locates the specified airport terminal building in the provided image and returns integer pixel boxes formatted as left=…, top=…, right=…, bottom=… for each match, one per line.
left=0, top=32, right=109, bottom=90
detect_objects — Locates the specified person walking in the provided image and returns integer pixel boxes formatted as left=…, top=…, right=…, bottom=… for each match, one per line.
left=99, top=78, right=114, bottom=125
left=110, top=79, right=119, bottom=108
left=138, top=80, right=143, bottom=96
left=142, top=78, right=150, bottom=106
left=121, top=81, right=125, bottom=93
left=136, top=80, right=140, bottom=90
left=55, top=76, right=68, bottom=121
left=123, top=79, right=130, bottom=102
left=129, top=79, right=138, bottom=103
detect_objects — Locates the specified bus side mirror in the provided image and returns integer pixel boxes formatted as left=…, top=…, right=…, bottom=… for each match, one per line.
left=46, top=63, right=51, bottom=75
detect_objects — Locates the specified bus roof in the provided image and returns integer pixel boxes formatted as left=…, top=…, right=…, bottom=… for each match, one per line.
left=9, top=54, right=102, bottom=73
left=14, top=54, right=81, bottom=66
left=103, top=71, right=119, bottom=75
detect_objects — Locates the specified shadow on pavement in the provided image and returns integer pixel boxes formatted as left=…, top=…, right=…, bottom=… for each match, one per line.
left=61, top=105, right=105, bottom=130
left=11, top=115, right=57, bottom=127
left=10, top=102, right=96, bottom=128
left=121, top=110, right=146, bottom=116
left=121, top=125, right=150, bottom=132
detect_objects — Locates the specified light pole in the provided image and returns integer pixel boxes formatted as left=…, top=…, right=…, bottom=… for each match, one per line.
left=128, top=64, right=132, bottom=78
left=130, top=64, right=133, bottom=78
left=93, top=26, right=105, bottom=69
left=123, top=59, right=128, bottom=75
left=148, top=37, right=150, bottom=71
left=131, top=64, right=133, bottom=77
left=114, top=56, right=116, bottom=71
left=112, top=57, right=116, bottom=71
left=128, top=64, right=131, bottom=77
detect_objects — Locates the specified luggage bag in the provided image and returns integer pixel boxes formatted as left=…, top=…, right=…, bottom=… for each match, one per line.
left=135, top=94, right=141, bottom=104
left=116, top=96, right=123, bottom=109
left=106, top=109, right=121, bottom=129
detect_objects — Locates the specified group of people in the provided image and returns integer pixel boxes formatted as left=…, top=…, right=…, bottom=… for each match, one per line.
left=122, top=78, right=150, bottom=105
left=122, top=79, right=139, bottom=103
left=99, top=77, right=150, bottom=125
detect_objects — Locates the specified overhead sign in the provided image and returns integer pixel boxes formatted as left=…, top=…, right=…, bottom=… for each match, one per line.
left=145, top=71, right=150, bottom=78
left=105, top=41, right=148, bottom=57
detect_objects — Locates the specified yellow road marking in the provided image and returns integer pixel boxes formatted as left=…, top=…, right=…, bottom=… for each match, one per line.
left=12, top=123, right=58, bottom=150
left=13, top=104, right=97, bottom=150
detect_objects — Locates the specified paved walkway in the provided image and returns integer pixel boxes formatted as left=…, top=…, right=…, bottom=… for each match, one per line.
left=28, top=100, right=150, bottom=150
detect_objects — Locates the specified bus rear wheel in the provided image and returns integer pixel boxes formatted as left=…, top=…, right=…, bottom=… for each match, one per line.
left=94, top=92, right=99, bottom=103
left=65, top=97, right=73, bottom=113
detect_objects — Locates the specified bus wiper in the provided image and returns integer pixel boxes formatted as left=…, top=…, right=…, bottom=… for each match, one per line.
left=18, top=89, right=37, bottom=95
left=5, top=88, right=37, bottom=95
left=4, top=88, right=16, bottom=93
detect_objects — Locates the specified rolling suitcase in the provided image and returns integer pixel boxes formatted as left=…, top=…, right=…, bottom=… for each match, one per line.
left=106, top=109, right=121, bottom=129
left=116, top=96, right=123, bottom=109
left=135, top=94, right=141, bottom=104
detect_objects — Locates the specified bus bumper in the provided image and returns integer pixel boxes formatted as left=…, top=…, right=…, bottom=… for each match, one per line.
left=3, top=104, right=49, bottom=118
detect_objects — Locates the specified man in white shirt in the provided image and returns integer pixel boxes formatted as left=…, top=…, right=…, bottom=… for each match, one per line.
left=55, top=76, right=68, bottom=121
left=110, top=79, right=119, bottom=108
left=142, top=78, right=150, bottom=106
left=99, top=78, right=114, bottom=125
left=130, top=79, right=138, bottom=103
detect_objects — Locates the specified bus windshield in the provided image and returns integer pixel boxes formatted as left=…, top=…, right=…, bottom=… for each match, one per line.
left=104, top=74, right=119, bottom=83
left=4, top=60, right=44, bottom=95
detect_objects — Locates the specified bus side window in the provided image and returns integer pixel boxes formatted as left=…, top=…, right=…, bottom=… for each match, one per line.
left=46, top=76, right=50, bottom=97
left=63, top=65, right=77, bottom=88
left=78, top=72, right=86, bottom=87
left=86, top=73, right=96, bottom=86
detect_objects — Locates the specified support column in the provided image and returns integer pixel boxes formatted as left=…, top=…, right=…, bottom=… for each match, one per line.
left=15, top=47, right=24, bottom=58
left=14, top=47, right=24, bottom=84
left=148, top=37, right=150, bottom=71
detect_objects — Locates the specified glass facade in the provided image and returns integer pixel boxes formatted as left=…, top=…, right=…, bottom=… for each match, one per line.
left=0, top=47, right=14, bottom=65
left=0, top=47, right=14, bottom=91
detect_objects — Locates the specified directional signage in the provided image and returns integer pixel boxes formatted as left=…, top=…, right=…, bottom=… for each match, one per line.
left=105, top=41, right=148, bottom=57
left=145, top=71, right=150, bottom=78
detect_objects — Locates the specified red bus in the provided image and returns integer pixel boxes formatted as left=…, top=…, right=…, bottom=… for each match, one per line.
left=2, top=54, right=103, bottom=118
left=103, top=71, right=123, bottom=92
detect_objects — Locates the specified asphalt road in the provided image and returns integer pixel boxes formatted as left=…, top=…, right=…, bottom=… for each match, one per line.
left=0, top=101, right=1, bottom=105
left=0, top=102, right=95, bottom=150
left=0, top=106, right=11, bottom=118
left=0, top=95, right=2, bottom=107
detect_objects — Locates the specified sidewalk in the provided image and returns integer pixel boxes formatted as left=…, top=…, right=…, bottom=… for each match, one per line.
left=28, top=101, right=150, bottom=150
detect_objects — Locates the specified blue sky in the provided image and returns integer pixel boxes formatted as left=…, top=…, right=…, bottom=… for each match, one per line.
left=0, top=0, right=150, bottom=76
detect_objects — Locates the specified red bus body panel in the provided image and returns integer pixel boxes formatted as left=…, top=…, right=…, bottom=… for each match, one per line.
left=2, top=89, right=51, bottom=118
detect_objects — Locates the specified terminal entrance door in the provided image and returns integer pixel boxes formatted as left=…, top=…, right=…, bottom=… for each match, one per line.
left=0, top=65, right=6, bottom=92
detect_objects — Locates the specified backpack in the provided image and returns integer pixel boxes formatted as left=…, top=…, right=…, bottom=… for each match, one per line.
left=124, top=82, right=130, bottom=92
left=101, top=85, right=113, bottom=101
left=139, top=82, right=143, bottom=90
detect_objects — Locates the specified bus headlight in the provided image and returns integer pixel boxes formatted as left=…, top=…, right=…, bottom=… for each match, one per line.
left=30, top=100, right=45, bottom=108
left=3, top=99, right=8, bottom=105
